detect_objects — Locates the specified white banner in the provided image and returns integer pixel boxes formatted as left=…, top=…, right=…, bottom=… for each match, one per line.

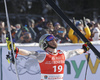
left=2, top=44, right=100, bottom=80
left=0, top=47, right=2, bottom=80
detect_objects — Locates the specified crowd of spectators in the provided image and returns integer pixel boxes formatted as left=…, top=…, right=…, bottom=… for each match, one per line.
left=0, top=17, right=100, bottom=44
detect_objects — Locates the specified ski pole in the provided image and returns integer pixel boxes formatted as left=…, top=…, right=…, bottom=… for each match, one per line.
left=3, top=0, right=20, bottom=80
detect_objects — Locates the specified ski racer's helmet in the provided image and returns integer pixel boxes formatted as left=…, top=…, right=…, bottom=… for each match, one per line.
left=39, top=34, right=56, bottom=50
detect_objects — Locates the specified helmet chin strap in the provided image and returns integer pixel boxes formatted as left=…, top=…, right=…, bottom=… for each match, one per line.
left=48, top=44, right=56, bottom=49
left=46, top=45, right=57, bottom=54
left=44, top=41, right=56, bottom=50
left=44, top=44, right=56, bottom=50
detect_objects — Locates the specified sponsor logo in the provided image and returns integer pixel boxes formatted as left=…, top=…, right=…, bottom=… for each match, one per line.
left=44, top=75, right=48, bottom=79
left=65, top=55, right=100, bottom=78
left=45, top=60, right=65, bottom=64
left=8, top=56, right=40, bottom=75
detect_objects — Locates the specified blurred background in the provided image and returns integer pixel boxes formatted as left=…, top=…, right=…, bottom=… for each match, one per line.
left=0, top=0, right=100, bottom=43
left=0, top=0, right=100, bottom=25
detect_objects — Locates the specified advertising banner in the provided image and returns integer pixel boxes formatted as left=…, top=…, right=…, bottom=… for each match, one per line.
left=0, top=47, right=2, bottom=80
left=2, top=44, right=100, bottom=80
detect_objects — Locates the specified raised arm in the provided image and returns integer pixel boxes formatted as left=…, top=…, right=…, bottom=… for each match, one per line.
left=18, top=49, right=46, bottom=62
left=18, top=49, right=32, bottom=56
left=6, top=38, right=46, bottom=62
left=73, top=48, right=85, bottom=54
left=63, top=44, right=90, bottom=59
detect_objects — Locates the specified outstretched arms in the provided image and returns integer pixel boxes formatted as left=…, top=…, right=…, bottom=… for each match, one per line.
left=6, top=39, right=46, bottom=62
left=75, top=43, right=90, bottom=54
left=63, top=44, right=90, bottom=59
left=73, top=49, right=85, bottom=55
left=18, top=49, right=46, bottom=62
left=6, top=37, right=35, bottom=56
left=18, top=49, right=32, bottom=56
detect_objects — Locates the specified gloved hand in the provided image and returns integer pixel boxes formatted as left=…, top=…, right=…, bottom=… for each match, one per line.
left=82, top=44, right=90, bottom=53
left=6, top=37, right=16, bottom=50
left=6, top=37, right=19, bottom=54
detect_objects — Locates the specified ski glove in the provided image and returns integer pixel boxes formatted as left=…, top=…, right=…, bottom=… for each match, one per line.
left=6, top=37, right=19, bottom=54
left=82, top=44, right=90, bottom=53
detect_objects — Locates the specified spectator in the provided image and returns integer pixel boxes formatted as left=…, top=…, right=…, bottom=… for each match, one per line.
left=45, top=21, right=56, bottom=36
left=18, top=32, right=32, bottom=43
left=27, top=19, right=37, bottom=41
left=56, top=27, right=71, bottom=43
left=92, top=22, right=100, bottom=41
left=68, top=20, right=91, bottom=43
left=14, top=24, right=22, bottom=42
left=15, top=24, right=21, bottom=31
left=28, top=19, right=35, bottom=28
left=0, top=21, right=5, bottom=29
left=32, top=17, right=48, bottom=42
left=54, top=22, right=61, bottom=30
left=53, top=22, right=61, bottom=36
left=15, top=22, right=36, bottom=42
left=46, top=21, right=54, bottom=31
left=11, top=29, right=17, bottom=42
left=85, top=18, right=91, bottom=24
left=35, top=17, right=45, bottom=28
left=87, top=21, right=95, bottom=41
left=16, top=26, right=32, bottom=43
left=0, top=21, right=6, bottom=43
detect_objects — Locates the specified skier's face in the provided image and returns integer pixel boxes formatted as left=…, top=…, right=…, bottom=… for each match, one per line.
left=48, top=38, right=57, bottom=48
left=45, top=35, right=57, bottom=50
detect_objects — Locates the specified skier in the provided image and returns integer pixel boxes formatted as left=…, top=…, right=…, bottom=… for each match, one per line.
left=6, top=34, right=89, bottom=80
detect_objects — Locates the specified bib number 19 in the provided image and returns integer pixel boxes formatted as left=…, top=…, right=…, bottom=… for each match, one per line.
left=53, top=65, right=62, bottom=72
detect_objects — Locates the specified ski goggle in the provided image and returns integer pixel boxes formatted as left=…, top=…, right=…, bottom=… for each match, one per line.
left=58, top=31, right=64, bottom=33
left=46, top=35, right=55, bottom=41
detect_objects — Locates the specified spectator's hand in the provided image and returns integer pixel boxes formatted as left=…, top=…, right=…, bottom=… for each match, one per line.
left=82, top=44, right=90, bottom=53
left=2, top=30, right=6, bottom=34
left=0, top=21, right=5, bottom=28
